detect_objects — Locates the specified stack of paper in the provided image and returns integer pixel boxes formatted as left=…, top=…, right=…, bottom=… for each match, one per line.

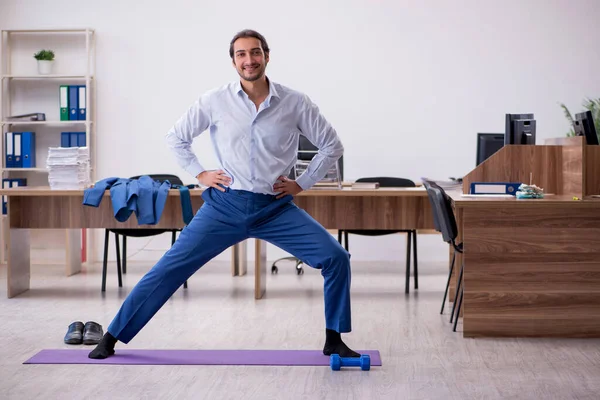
left=46, top=147, right=91, bottom=190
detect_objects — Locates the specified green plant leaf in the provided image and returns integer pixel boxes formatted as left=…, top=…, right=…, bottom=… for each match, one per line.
left=33, top=49, right=55, bottom=61
left=583, top=98, right=594, bottom=111
left=560, top=103, right=574, bottom=124
left=560, top=98, right=600, bottom=141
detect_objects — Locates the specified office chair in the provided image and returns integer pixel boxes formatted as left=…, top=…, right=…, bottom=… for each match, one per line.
left=426, top=183, right=464, bottom=332
left=271, top=136, right=344, bottom=275
left=101, top=174, right=188, bottom=292
left=422, top=179, right=455, bottom=314
left=339, top=177, right=418, bottom=294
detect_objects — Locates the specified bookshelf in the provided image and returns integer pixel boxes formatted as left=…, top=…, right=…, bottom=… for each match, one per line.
left=0, top=121, right=94, bottom=125
left=2, top=75, right=90, bottom=79
left=0, top=28, right=96, bottom=264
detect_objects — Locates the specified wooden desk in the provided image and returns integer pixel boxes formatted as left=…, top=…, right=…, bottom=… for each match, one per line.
left=0, top=187, right=247, bottom=298
left=253, top=187, right=435, bottom=298
left=450, top=192, right=600, bottom=338
left=1, top=187, right=436, bottom=300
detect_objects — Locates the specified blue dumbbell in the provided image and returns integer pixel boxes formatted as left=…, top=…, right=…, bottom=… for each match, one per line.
left=330, top=354, right=370, bottom=371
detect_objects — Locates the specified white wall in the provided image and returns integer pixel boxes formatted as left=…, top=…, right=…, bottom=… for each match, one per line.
left=1, top=0, right=600, bottom=264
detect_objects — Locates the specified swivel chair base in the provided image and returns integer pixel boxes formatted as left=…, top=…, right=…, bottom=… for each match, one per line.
left=271, top=257, right=304, bottom=275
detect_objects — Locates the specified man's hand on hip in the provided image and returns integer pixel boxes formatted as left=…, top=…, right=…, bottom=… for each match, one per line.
left=196, top=170, right=231, bottom=192
left=273, top=175, right=303, bottom=199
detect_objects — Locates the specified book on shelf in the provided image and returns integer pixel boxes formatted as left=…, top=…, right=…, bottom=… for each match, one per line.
left=2, top=178, right=27, bottom=214
left=60, top=85, right=86, bottom=121
left=4, top=131, right=36, bottom=168
left=6, top=113, right=46, bottom=121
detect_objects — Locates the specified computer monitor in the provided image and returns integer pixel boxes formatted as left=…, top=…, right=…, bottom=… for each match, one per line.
left=573, top=111, right=599, bottom=145
left=476, top=133, right=505, bottom=166
left=504, top=113, right=536, bottom=145
left=298, top=135, right=317, bottom=161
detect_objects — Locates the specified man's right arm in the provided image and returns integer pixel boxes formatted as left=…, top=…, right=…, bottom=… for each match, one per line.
left=165, top=93, right=212, bottom=179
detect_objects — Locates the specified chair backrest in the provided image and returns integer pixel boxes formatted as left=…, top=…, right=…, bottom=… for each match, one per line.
left=427, top=185, right=459, bottom=246
left=421, top=180, right=441, bottom=232
left=356, top=176, right=415, bottom=188
left=130, top=174, right=184, bottom=186
left=293, top=136, right=344, bottom=180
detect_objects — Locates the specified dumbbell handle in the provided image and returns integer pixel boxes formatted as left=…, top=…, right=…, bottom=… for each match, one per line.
left=339, top=357, right=362, bottom=366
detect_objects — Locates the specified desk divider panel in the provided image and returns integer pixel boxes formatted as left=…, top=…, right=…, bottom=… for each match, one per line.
left=461, top=136, right=587, bottom=198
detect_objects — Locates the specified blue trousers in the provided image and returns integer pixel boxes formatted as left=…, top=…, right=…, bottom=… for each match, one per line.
left=108, top=187, right=352, bottom=343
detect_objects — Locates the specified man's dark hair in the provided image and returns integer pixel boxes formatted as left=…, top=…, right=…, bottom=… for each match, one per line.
left=229, top=29, right=270, bottom=59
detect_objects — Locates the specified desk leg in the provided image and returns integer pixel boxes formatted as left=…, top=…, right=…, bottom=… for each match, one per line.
left=231, top=241, right=247, bottom=276
left=65, top=229, right=82, bottom=276
left=255, top=239, right=266, bottom=299
left=449, top=207, right=463, bottom=302
left=7, top=228, right=30, bottom=298
left=0, top=215, right=8, bottom=264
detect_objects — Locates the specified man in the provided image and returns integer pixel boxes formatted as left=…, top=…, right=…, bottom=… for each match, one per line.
left=89, top=29, right=359, bottom=359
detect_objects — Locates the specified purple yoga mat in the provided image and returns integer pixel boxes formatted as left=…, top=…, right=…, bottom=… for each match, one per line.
left=24, top=349, right=382, bottom=366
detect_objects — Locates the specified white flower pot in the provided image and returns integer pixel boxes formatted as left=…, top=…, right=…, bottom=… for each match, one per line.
left=37, top=60, right=54, bottom=75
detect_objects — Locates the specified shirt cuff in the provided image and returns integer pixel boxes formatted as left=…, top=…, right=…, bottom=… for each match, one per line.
left=185, top=161, right=205, bottom=180
left=295, top=173, right=318, bottom=191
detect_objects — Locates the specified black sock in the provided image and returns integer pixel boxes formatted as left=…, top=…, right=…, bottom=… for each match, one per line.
left=88, top=332, right=117, bottom=359
left=323, top=328, right=360, bottom=358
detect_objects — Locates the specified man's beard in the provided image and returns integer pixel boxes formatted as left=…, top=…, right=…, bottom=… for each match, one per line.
left=238, top=64, right=264, bottom=81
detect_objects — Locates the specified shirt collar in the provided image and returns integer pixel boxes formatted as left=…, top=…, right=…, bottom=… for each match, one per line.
left=234, top=80, right=244, bottom=96
left=267, top=77, right=280, bottom=99
left=234, top=76, right=280, bottom=101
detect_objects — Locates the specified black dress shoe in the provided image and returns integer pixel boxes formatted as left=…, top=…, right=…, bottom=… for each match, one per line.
left=82, top=321, right=104, bottom=345
left=64, top=321, right=84, bottom=345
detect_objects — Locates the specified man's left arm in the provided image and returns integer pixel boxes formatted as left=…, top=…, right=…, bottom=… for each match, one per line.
left=294, top=94, right=344, bottom=191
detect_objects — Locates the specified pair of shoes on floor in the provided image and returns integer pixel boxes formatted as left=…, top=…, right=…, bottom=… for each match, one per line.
left=64, top=321, right=104, bottom=345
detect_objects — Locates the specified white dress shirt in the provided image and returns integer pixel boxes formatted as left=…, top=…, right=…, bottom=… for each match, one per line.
left=165, top=78, right=344, bottom=195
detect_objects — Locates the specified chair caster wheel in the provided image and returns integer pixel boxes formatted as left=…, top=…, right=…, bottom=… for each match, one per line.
left=271, top=265, right=278, bottom=274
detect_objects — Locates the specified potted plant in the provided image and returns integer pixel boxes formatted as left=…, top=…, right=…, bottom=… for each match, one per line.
left=560, top=98, right=600, bottom=142
left=33, top=49, right=55, bottom=75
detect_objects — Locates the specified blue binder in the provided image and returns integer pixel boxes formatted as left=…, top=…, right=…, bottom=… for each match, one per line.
left=77, top=132, right=86, bottom=146
left=5, top=132, right=14, bottom=168
left=68, top=85, right=79, bottom=121
left=13, top=132, right=22, bottom=168
left=470, top=182, right=521, bottom=195
left=3, top=178, right=26, bottom=215
left=78, top=85, right=86, bottom=120
left=2, top=178, right=8, bottom=214
left=21, top=132, right=36, bottom=168
left=61, top=132, right=70, bottom=147
left=60, top=131, right=86, bottom=147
